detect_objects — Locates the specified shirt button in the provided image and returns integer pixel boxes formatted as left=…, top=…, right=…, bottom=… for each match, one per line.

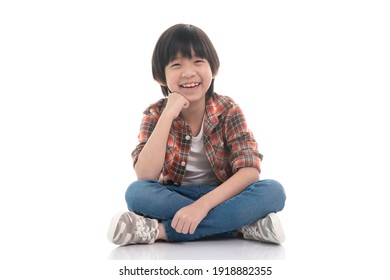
left=181, top=161, right=186, bottom=166
left=185, top=135, right=191, bottom=140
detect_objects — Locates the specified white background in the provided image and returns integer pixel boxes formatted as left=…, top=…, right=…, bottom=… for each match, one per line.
left=1, top=0, right=389, bottom=279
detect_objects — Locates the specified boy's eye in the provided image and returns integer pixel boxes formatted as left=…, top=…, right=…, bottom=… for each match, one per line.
left=170, top=63, right=181, bottom=68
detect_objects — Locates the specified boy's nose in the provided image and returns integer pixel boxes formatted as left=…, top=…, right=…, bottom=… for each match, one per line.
left=181, top=67, right=196, bottom=78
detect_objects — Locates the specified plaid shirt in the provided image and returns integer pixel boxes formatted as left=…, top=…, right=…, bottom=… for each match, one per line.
left=132, top=92, right=263, bottom=186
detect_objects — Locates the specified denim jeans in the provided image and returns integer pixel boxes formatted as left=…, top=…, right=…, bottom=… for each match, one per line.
left=125, top=179, right=286, bottom=242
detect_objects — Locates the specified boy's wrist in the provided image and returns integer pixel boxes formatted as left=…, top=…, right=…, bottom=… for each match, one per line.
left=194, top=196, right=214, bottom=212
left=160, top=110, right=176, bottom=123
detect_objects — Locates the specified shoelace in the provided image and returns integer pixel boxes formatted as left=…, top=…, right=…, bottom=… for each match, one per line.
left=242, top=221, right=264, bottom=239
left=134, top=217, right=154, bottom=242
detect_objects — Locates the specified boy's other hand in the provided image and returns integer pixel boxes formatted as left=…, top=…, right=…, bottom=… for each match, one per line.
left=171, top=202, right=208, bottom=235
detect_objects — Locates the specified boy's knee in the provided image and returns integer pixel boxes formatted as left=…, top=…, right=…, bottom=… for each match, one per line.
left=125, top=180, right=153, bottom=211
left=261, top=179, right=286, bottom=210
left=270, top=180, right=286, bottom=211
left=268, top=179, right=285, bottom=197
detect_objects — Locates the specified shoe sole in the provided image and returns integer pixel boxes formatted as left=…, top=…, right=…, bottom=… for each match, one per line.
left=107, top=211, right=129, bottom=245
left=267, top=212, right=285, bottom=244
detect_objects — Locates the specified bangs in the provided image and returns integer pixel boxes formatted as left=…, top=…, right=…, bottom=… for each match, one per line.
left=166, top=29, right=210, bottom=62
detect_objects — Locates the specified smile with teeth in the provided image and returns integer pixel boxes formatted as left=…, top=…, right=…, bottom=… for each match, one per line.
left=181, top=82, right=200, bottom=88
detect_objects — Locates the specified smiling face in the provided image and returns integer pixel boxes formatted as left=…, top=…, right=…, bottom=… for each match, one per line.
left=164, top=53, right=214, bottom=103
left=152, top=24, right=220, bottom=97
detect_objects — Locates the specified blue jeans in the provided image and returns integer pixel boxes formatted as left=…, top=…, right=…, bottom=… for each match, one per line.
left=125, top=179, right=286, bottom=242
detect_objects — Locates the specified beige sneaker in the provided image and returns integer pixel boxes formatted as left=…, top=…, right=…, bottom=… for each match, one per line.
left=107, top=211, right=159, bottom=245
left=241, top=212, right=285, bottom=244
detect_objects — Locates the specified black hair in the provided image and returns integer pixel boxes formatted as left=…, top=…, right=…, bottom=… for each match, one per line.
left=152, top=24, right=220, bottom=97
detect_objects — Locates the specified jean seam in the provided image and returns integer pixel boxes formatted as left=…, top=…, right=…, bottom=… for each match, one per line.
left=162, top=221, right=173, bottom=242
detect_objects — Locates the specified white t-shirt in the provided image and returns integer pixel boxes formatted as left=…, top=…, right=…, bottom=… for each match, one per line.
left=181, top=122, right=221, bottom=186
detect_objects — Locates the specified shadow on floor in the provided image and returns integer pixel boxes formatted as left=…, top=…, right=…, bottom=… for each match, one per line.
left=108, top=238, right=285, bottom=260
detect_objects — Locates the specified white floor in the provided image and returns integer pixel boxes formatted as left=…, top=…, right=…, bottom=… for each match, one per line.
left=108, top=238, right=285, bottom=260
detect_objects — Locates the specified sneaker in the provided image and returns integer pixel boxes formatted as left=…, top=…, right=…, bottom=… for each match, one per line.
left=107, top=211, right=159, bottom=245
left=240, top=212, right=285, bottom=244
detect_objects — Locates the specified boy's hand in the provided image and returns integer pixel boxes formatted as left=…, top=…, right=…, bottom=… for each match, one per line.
left=164, top=92, right=190, bottom=119
left=171, top=202, right=209, bottom=234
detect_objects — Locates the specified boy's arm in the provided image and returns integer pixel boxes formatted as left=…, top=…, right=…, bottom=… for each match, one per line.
left=171, top=166, right=260, bottom=234
left=134, top=112, right=174, bottom=180
left=135, top=93, right=189, bottom=180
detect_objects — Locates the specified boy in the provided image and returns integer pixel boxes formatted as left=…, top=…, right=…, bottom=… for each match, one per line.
left=107, top=24, right=286, bottom=245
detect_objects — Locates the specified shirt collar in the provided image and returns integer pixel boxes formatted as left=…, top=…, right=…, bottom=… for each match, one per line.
left=204, top=92, right=234, bottom=134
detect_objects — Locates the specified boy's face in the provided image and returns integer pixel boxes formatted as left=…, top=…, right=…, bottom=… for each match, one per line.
left=164, top=52, right=214, bottom=104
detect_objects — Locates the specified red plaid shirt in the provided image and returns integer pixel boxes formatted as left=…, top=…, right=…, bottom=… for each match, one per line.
left=132, top=92, right=263, bottom=186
